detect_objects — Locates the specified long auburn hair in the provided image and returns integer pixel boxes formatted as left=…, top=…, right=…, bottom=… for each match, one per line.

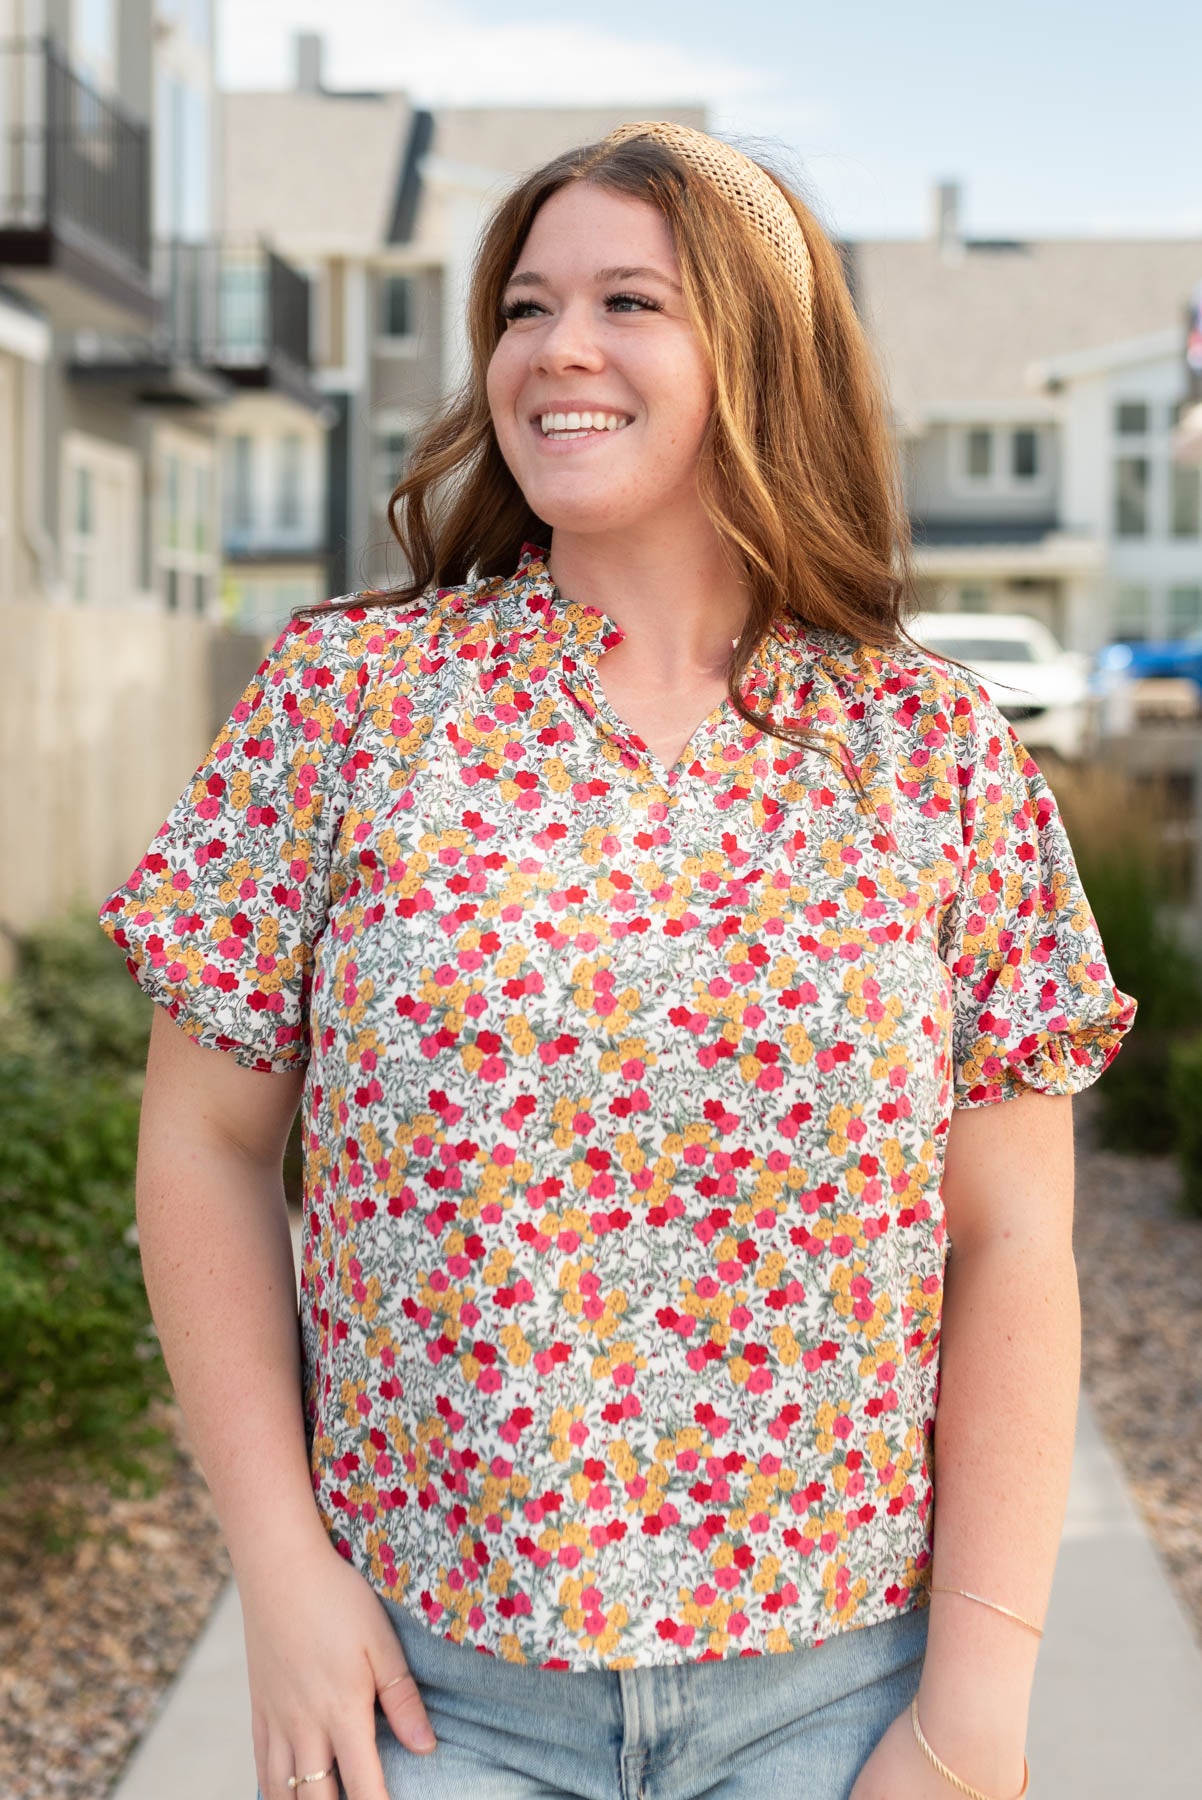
left=293, top=130, right=937, bottom=807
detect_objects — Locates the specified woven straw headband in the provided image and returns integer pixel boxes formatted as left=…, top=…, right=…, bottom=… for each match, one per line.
left=600, top=120, right=815, bottom=333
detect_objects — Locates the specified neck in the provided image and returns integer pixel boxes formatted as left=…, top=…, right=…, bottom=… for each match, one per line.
left=545, top=522, right=751, bottom=673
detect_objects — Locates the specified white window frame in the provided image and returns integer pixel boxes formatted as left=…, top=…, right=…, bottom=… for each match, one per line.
left=1168, top=584, right=1202, bottom=636
left=947, top=424, right=1046, bottom=495
left=155, top=424, right=218, bottom=615
left=1112, top=582, right=1153, bottom=641
left=60, top=430, right=137, bottom=607
left=1113, top=454, right=1151, bottom=539
left=372, top=411, right=422, bottom=514
left=275, top=431, right=304, bottom=533
left=374, top=269, right=421, bottom=354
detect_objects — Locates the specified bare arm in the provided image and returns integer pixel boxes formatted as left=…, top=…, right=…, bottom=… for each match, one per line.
left=137, top=1006, right=322, bottom=1574
left=136, top=1007, right=437, bottom=1799
left=851, top=1086, right=1078, bottom=1800
left=915, top=1088, right=1078, bottom=1790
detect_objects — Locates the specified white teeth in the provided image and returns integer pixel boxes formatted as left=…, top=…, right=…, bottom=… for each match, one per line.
left=538, top=410, right=631, bottom=436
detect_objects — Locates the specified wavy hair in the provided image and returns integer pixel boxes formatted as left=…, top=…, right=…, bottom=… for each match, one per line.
left=293, top=130, right=936, bottom=806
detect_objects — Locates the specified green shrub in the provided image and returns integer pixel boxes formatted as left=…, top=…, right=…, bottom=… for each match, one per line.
left=1168, top=1033, right=1202, bottom=1217
left=1051, top=760, right=1202, bottom=1154
left=1, top=906, right=153, bottom=1077
left=0, top=1050, right=173, bottom=1489
left=0, top=910, right=173, bottom=1517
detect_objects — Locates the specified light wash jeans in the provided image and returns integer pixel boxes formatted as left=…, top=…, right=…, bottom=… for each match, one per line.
left=261, top=1597, right=929, bottom=1800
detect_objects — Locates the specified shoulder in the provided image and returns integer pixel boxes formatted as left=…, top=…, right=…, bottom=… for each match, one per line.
left=794, top=623, right=1044, bottom=814
left=257, top=577, right=499, bottom=706
left=796, top=621, right=989, bottom=732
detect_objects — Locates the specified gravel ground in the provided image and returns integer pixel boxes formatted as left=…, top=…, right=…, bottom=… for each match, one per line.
left=1071, top=1090, right=1202, bottom=1646
left=1, top=1110, right=1199, bottom=1800
left=0, top=1404, right=232, bottom=1800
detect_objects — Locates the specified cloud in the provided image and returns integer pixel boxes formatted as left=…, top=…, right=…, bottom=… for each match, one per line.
left=216, top=0, right=833, bottom=132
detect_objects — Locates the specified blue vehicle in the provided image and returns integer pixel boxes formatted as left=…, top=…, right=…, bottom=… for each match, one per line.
left=1096, top=632, right=1202, bottom=691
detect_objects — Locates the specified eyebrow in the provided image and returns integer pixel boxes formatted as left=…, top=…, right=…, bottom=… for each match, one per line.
left=504, top=264, right=683, bottom=292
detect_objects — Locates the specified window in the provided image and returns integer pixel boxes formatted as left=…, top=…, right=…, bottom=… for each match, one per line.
left=222, top=575, right=322, bottom=635
left=195, top=464, right=210, bottom=552
left=1114, top=583, right=1151, bottom=641
left=276, top=434, right=303, bottom=532
left=1115, top=400, right=1150, bottom=435
left=71, top=466, right=93, bottom=601
left=165, top=454, right=181, bottom=550
left=61, top=432, right=137, bottom=607
left=220, top=260, right=267, bottom=358
left=956, top=584, right=991, bottom=613
left=1171, top=464, right=1201, bottom=538
left=1011, top=428, right=1039, bottom=479
left=373, top=428, right=412, bottom=506
left=73, top=0, right=116, bottom=93
left=156, top=429, right=218, bottom=615
left=1114, top=457, right=1149, bottom=537
left=379, top=275, right=414, bottom=338
left=229, top=435, right=254, bottom=536
left=965, top=429, right=992, bottom=479
left=1169, top=585, right=1202, bottom=636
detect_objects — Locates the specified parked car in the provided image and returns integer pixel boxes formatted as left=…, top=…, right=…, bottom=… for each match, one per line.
left=1095, top=632, right=1202, bottom=691
left=908, top=611, right=1092, bottom=761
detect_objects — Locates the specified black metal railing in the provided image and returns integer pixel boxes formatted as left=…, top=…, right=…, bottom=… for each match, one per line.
left=0, top=35, right=150, bottom=272
left=154, top=238, right=312, bottom=372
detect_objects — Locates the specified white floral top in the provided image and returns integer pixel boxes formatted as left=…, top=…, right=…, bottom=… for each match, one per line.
left=99, top=543, right=1136, bottom=1669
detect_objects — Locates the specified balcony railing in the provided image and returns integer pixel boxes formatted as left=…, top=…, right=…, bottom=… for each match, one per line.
left=0, top=34, right=150, bottom=275
left=155, top=239, right=312, bottom=375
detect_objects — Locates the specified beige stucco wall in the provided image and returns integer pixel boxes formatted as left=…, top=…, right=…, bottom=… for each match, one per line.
left=0, top=603, right=248, bottom=982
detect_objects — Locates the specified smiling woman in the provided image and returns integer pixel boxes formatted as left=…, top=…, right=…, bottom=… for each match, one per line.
left=98, top=121, right=1134, bottom=1800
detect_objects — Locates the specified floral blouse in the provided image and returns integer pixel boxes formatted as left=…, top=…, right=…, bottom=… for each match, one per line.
left=98, top=542, right=1136, bottom=1670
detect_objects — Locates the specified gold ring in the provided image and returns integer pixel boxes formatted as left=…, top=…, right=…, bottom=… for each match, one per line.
left=377, top=1673, right=407, bottom=1694
left=286, top=1769, right=336, bottom=1790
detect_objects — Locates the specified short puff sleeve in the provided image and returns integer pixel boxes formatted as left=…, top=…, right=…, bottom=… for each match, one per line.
left=937, top=676, right=1137, bottom=1107
left=98, top=603, right=400, bottom=1073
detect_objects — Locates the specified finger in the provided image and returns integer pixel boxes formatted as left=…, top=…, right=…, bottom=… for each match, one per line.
left=284, top=1731, right=339, bottom=1797
left=327, top=1710, right=391, bottom=1800
left=375, top=1664, right=437, bottom=1754
left=252, top=1710, right=270, bottom=1795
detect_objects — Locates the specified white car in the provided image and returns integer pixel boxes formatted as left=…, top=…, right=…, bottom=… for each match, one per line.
left=907, top=611, right=1092, bottom=762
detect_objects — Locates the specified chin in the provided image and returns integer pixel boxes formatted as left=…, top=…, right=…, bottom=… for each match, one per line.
left=523, top=483, right=657, bottom=536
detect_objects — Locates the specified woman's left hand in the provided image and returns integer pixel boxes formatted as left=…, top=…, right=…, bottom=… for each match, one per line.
left=849, top=1703, right=990, bottom=1800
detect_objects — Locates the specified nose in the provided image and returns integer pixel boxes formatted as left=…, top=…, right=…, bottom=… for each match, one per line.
left=532, top=300, right=605, bottom=375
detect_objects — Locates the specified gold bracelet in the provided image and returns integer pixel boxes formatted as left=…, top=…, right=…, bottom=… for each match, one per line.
left=911, top=1696, right=1030, bottom=1799
left=929, top=1585, right=1044, bottom=1637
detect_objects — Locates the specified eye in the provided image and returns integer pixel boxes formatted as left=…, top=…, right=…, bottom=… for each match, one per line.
left=498, top=291, right=665, bottom=324
left=605, top=291, right=663, bottom=313
left=499, top=298, right=542, bottom=322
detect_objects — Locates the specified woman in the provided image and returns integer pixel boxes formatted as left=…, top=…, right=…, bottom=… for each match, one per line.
left=99, top=123, right=1136, bottom=1800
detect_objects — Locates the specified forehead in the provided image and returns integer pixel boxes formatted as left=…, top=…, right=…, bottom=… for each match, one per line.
left=513, top=184, right=679, bottom=274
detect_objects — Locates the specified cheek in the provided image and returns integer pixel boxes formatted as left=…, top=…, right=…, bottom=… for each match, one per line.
left=485, top=346, right=518, bottom=435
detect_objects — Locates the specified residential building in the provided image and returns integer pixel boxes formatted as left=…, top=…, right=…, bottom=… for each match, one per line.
left=0, top=1, right=330, bottom=972
left=221, top=30, right=707, bottom=604
left=0, top=2, right=331, bottom=625
left=849, top=183, right=1202, bottom=652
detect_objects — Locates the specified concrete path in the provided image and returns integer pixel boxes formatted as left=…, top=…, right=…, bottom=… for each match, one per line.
left=108, top=1235, right=1202, bottom=1796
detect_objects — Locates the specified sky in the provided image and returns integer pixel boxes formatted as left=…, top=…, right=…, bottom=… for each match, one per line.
left=215, top=0, right=1202, bottom=242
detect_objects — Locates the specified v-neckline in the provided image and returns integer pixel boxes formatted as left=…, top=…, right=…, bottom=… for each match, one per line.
left=518, top=549, right=748, bottom=784
left=587, top=657, right=734, bottom=781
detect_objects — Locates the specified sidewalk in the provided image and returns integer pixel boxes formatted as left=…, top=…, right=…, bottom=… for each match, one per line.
left=108, top=1235, right=1202, bottom=1796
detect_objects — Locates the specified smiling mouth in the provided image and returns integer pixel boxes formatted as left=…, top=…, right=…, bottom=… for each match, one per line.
left=535, top=409, right=634, bottom=439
